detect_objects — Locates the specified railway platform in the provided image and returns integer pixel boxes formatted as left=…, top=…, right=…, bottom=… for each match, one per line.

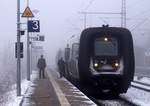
left=19, top=69, right=96, bottom=106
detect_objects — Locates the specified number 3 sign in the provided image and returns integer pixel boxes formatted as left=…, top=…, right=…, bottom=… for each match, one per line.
left=28, top=20, right=40, bottom=32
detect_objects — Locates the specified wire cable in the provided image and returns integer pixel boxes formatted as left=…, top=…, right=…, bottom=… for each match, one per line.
left=131, top=18, right=148, bottom=31
left=84, top=0, right=95, bottom=11
left=129, top=8, right=150, bottom=19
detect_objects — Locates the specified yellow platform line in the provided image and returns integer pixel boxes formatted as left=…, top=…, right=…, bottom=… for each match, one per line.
left=47, top=70, right=70, bottom=106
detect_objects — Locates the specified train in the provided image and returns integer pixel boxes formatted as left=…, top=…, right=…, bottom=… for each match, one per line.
left=57, top=26, right=135, bottom=96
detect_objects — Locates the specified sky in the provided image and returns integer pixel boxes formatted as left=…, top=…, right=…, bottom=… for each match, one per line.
left=0, top=0, right=150, bottom=66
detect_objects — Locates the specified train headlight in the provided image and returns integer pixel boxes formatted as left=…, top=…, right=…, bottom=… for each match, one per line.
left=104, top=37, right=108, bottom=41
left=115, top=63, right=119, bottom=67
left=94, top=63, right=99, bottom=67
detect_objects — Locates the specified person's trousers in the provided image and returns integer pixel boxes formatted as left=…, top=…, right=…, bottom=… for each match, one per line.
left=39, top=69, right=45, bottom=79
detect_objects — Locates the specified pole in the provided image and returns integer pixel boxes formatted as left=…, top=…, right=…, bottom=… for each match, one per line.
left=121, top=0, right=126, bottom=28
left=84, top=13, right=87, bottom=29
left=121, top=0, right=123, bottom=27
left=124, top=0, right=126, bottom=28
left=17, top=0, right=21, bottom=96
left=27, top=18, right=30, bottom=80
left=27, top=0, right=30, bottom=80
left=30, top=33, right=33, bottom=73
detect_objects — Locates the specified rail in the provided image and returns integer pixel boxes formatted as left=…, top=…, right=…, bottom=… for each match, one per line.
left=131, top=81, right=150, bottom=92
left=91, top=96, right=138, bottom=106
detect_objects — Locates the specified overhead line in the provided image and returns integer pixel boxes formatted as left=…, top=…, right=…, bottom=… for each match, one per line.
left=79, top=12, right=121, bottom=15
left=84, top=0, right=95, bottom=10
left=127, top=0, right=143, bottom=10
left=129, top=8, right=150, bottom=19
left=99, top=17, right=108, bottom=25
left=131, top=19, right=148, bottom=31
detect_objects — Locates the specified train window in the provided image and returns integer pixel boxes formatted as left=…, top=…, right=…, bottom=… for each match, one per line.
left=94, top=37, right=118, bottom=56
left=72, top=43, right=79, bottom=58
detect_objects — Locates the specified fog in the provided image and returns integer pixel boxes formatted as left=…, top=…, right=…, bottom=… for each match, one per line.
left=0, top=0, right=150, bottom=96
left=30, top=0, right=150, bottom=66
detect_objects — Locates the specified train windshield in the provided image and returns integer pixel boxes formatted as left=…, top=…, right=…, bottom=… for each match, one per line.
left=94, top=37, right=118, bottom=56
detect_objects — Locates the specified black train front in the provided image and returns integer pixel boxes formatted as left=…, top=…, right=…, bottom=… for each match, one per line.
left=61, top=26, right=135, bottom=96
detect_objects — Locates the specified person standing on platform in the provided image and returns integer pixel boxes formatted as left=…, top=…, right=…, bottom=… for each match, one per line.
left=58, top=58, right=65, bottom=78
left=37, top=55, right=47, bottom=79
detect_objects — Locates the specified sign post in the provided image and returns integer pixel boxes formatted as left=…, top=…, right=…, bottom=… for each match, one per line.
left=27, top=19, right=31, bottom=81
left=22, top=5, right=34, bottom=81
left=16, top=0, right=21, bottom=96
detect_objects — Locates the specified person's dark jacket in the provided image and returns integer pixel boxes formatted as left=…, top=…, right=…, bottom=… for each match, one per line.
left=58, top=59, right=65, bottom=72
left=37, top=58, right=46, bottom=69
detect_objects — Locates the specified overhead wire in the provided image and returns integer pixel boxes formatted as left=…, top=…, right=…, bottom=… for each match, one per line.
left=129, top=8, right=150, bottom=19
left=127, top=0, right=145, bottom=10
left=84, top=0, right=95, bottom=11
left=131, top=18, right=148, bottom=31
left=82, top=0, right=150, bottom=29
left=128, top=7, right=150, bottom=30
left=126, top=0, right=150, bottom=31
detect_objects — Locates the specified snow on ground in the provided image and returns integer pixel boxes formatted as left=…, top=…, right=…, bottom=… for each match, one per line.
left=0, top=71, right=38, bottom=106
left=131, top=82, right=150, bottom=91
left=121, top=87, right=150, bottom=106
left=134, top=76, right=150, bottom=85
left=120, top=77, right=150, bottom=106
left=0, top=80, right=29, bottom=106
left=61, top=77, right=96, bottom=105
left=50, top=69, right=96, bottom=106
left=34, top=69, right=150, bottom=106
left=62, top=75, right=150, bottom=106
left=99, top=77, right=150, bottom=106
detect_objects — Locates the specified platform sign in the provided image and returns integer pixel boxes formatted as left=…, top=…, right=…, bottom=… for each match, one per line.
left=30, top=36, right=39, bottom=41
left=32, top=46, right=43, bottom=49
left=28, top=20, right=40, bottom=32
left=39, top=36, right=45, bottom=41
left=22, top=7, right=34, bottom=18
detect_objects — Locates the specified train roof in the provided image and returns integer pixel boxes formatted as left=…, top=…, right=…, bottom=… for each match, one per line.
left=80, top=27, right=132, bottom=42
left=81, top=27, right=131, bottom=36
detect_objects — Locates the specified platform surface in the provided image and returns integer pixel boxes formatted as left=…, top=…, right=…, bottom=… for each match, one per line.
left=20, top=69, right=96, bottom=106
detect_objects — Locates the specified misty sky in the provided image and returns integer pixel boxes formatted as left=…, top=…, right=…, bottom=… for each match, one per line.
left=0, top=0, right=150, bottom=66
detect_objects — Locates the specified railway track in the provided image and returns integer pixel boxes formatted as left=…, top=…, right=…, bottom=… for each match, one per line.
left=65, top=75, right=150, bottom=106
left=133, top=80, right=150, bottom=87
left=68, top=78, right=150, bottom=106
left=91, top=96, right=138, bottom=106
left=72, top=81, right=143, bottom=106
left=69, top=80, right=145, bottom=106
left=80, top=81, right=150, bottom=106
left=131, top=81, right=150, bottom=92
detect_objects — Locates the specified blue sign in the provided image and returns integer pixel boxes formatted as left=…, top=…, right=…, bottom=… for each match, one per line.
left=28, top=20, right=40, bottom=32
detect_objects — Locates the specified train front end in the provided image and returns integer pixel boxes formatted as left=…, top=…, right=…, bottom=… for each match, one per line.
left=78, top=27, right=135, bottom=94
